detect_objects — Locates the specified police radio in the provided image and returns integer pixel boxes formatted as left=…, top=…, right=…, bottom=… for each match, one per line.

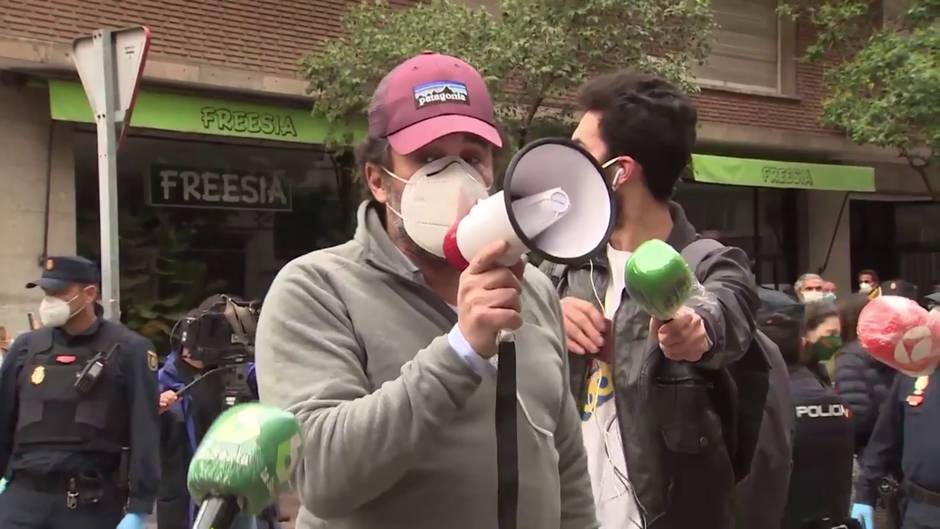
left=74, top=343, right=120, bottom=394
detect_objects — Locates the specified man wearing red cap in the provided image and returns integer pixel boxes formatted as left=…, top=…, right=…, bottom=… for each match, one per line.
left=255, top=53, right=597, bottom=529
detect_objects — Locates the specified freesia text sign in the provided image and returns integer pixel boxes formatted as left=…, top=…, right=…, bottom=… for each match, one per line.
left=49, top=80, right=365, bottom=144
left=200, top=107, right=298, bottom=138
left=149, top=165, right=292, bottom=211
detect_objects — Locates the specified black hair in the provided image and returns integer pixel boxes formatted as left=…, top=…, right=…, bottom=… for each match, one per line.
left=354, top=136, right=391, bottom=203
left=760, top=316, right=803, bottom=366
left=577, top=70, right=697, bottom=201
left=838, top=293, right=870, bottom=343
left=859, top=269, right=880, bottom=283
left=756, top=288, right=805, bottom=366
left=355, top=136, right=391, bottom=179
left=804, top=301, right=840, bottom=333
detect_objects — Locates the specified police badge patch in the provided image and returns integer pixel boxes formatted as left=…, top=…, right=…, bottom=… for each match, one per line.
left=907, top=375, right=929, bottom=407
left=30, top=365, right=45, bottom=385
left=147, top=351, right=158, bottom=372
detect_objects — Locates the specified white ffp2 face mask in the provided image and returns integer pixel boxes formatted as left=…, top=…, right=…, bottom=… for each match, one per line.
left=859, top=282, right=873, bottom=294
left=38, top=293, right=83, bottom=328
left=801, top=290, right=824, bottom=303
left=384, top=156, right=490, bottom=257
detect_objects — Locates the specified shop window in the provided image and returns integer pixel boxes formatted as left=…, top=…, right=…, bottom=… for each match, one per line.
left=676, top=182, right=798, bottom=289
left=695, top=0, right=796, bottom=96
left=895, top=203, right=940, bottom=294
left=850, top=201, right=940, bottom=299
left=73, top=131, right=357, bottom=350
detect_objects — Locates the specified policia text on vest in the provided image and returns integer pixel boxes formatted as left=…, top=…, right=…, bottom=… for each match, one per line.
left=0, top=319, right=161, bottom=529
left=795, top=404, right=850, bottom=419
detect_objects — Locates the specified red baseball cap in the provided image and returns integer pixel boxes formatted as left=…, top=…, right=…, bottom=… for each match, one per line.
left=368, top=52, right=502, bottom=155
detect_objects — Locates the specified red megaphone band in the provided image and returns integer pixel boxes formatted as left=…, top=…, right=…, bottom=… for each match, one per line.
left=443, top=221, right=470, bottom=271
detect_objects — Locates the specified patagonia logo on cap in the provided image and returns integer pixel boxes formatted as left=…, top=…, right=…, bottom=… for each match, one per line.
left=414, top=80, right=469, bottom=109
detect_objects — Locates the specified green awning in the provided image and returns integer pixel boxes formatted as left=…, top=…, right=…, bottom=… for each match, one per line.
left=691, top=153, right=875, bottom=192
left=48, top=79, right=362, bottom=144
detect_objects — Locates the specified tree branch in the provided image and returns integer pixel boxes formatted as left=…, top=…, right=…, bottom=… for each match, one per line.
left=900, top=148, right=937, bottom=202
left=517, top=74, right=560, bottom=148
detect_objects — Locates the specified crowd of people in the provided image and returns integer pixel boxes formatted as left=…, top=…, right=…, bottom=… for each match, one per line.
left=786, top=269, right=940, bottom=529
left=0, top=51, right=938, bottom=529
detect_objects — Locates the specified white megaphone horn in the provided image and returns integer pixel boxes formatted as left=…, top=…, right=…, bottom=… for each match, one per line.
left=443, top=138, right=614, bottom=269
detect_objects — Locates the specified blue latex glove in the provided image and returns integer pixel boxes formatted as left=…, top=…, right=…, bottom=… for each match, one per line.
left=851, top=503, right=874, bottom=529
left=116, top=513, right=146, bottom=529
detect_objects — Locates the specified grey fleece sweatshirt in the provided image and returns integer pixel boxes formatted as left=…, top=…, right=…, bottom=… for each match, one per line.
left=255, top=201, right=597, bottom=529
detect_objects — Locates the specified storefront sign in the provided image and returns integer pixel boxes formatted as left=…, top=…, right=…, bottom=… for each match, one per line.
left=149, top=166, right=292, bottom=211
left=691, top=154, right=875, bottom=192
left=49, top=80, right=363, bottom=144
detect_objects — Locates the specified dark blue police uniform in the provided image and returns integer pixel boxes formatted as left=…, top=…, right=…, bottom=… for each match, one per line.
left=784, top=365, right=854, bottom=529
left=857, top=370, right=940, bottom=529
left=0, top=256, right=160, bottom=528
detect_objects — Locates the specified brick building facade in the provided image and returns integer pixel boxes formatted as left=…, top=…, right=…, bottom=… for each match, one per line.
left=2, top=0, right=833, bottom=134
left=0, top=0, right=936, bottom=336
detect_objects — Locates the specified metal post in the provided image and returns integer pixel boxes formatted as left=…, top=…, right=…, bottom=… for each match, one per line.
left=95, top=30, right=122, bottom=321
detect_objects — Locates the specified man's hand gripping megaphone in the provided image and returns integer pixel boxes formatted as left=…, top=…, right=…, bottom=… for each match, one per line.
left=456, top=239, right=527, bottom=357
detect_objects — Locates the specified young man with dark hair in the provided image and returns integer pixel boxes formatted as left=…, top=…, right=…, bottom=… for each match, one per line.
left=546, top=70, right=764, bottom=528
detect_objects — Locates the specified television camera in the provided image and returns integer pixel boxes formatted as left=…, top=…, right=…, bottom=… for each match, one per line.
left=172, top=294, right=262, bottom=408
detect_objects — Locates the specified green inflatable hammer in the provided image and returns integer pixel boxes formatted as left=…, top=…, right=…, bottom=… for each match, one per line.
left=624, top=239, right=696, bottom=321
left=188, top=403, right=301, bottom=528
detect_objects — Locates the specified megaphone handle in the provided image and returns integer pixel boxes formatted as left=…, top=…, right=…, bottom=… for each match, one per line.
left=496, top=338, right=518, bottom=529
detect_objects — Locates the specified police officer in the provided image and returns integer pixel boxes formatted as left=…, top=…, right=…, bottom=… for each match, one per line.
left=0, top=256, right=160, bottom=529
left=852, top=369, right=940, bottom=529
left=758, top=289, right=855, bottom=529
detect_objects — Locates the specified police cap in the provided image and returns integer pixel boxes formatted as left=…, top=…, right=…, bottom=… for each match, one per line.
left=880, top=279, right=918, bottom=300
left=25, top=256, right=100, bottom=293
left=756, top=287, right=805, bottom=333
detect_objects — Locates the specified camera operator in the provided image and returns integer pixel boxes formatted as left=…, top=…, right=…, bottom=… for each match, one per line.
left=156, top=294, right=270, bottom=529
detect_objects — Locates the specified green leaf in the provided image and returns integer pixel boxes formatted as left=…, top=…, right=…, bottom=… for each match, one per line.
left=779, top=0, right=939, bottom=174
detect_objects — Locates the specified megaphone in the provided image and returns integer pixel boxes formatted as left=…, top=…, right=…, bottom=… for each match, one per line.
left=438, top=138, right=614, bottom=529
left=443, top=138, right=614, bottom=269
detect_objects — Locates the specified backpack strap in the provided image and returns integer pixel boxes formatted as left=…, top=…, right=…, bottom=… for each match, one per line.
left=539, top=260, right=570, bottom=292
left=680, top=238, right=726, bottom=276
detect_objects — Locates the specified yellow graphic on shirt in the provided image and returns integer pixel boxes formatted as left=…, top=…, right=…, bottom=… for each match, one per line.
left=582, top=360, right=615, bottom=421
